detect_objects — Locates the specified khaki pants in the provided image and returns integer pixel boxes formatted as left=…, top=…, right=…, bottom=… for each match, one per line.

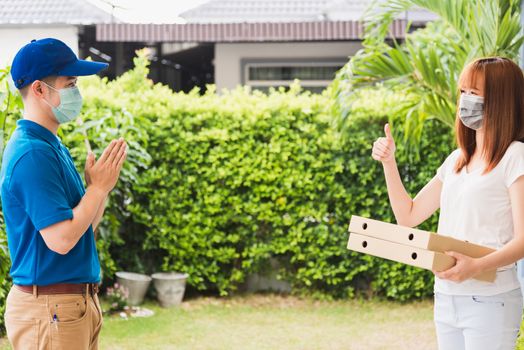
left=4, top=285, right=103, bottom=350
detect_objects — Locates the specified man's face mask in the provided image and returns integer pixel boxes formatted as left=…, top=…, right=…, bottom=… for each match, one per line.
left=459, top=93, right=484, bottom=130
left=41, top=81, right=83, bottom=124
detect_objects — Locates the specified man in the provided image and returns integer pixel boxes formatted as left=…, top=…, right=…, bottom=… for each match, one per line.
left=0, top=38, right=127, bottom=349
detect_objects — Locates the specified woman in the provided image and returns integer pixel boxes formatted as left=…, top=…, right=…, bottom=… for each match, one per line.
left=372, top=57, right=524, bottom=350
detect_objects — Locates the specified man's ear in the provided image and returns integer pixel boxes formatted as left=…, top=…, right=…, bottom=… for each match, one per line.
left=30, top=80, right=45, bottom=98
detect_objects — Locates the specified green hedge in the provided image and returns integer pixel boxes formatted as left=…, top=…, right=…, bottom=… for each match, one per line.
left=0, top=53, right=455, bottom=334
left=75, top=54, right=454, bottom=299
left=121, top=83, right=454, bottom=299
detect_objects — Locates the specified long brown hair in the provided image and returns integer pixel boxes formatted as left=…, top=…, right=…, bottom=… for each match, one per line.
left=454, top=57, right=524, bottom=174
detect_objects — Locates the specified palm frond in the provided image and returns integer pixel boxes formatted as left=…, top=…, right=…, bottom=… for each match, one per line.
left=333, top=0, right=524, bottom=145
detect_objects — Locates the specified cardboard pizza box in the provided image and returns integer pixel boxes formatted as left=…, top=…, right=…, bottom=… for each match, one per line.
left=347, top=216, right=497, bottom=283
left=349, top=216, right=495, bottom=257
left=347, top=233, right=456, bottom=272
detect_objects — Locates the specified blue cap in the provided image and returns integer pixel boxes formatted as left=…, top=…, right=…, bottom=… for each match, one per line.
left=11, top=38, right=109, bottom=89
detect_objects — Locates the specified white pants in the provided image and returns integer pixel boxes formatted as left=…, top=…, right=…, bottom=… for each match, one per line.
left=434, top=288, right=523, bottom=350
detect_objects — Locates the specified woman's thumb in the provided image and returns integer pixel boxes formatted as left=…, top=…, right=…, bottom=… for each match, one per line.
left=384, top=123, right=394, bottom=141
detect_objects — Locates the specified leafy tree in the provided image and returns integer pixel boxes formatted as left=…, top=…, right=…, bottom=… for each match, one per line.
left=333, top=0, right=524, bottom=142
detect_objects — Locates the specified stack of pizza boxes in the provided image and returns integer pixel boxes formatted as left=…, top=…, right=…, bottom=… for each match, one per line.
left=347, top=216, right=496, bottom=282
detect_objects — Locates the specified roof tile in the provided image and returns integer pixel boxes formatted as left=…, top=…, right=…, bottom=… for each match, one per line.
left=0, top=0, right=116, bottom=25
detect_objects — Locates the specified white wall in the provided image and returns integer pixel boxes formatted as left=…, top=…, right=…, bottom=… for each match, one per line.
left=214, top=41, right=362, bottom=90
left=0, top=26, right=79, bottom=69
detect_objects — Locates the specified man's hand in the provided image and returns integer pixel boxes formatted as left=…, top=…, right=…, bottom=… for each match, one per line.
left=84, top=151, right=95, bottom=186
left=85, top=138, right=127, bottom=195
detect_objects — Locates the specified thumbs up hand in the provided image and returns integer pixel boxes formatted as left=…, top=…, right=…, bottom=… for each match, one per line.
left=372, top=123, right=397, bottom=164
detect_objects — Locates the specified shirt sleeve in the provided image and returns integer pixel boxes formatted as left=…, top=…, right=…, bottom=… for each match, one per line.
left=436, top=149, right=458, bottom=182
left=504, top=142, right=524, bottom=188
left=8, top=149, right=73, bottom=231
left=436, top=162, right=446, bottom=182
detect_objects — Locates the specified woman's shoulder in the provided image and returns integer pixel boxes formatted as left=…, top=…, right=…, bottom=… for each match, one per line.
left=508, top=140, right=524, bottom=150
left=504, top=141, right=524, bottom=158
left=439, top=148, right=461, bottom=169
left=447, top=148, right=462, bottom=161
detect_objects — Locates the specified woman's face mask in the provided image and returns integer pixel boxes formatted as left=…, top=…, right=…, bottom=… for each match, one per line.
left=41, top=81, right=83, bottom=124
left=459, top=93, right=484, bottom=130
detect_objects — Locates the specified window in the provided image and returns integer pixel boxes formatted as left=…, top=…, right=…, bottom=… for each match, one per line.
left=242, top=59, right=346, bottom=93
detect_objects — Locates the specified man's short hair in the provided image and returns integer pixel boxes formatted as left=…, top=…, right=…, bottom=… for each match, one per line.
left=19, top=76, right=58, bottom=100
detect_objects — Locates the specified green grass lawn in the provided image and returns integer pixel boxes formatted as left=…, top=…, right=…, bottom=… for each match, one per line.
left=1, top=294, right=523, bottom=349
left=98, top=295, right=438, bottom=350
left=2, top=294, right=436, bottom=349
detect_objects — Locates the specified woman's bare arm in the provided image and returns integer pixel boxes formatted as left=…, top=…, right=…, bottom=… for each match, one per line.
left=372, top=123, right=442, bottom=227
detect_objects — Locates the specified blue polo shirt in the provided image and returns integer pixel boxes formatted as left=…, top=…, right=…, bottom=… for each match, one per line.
left=0, top=119, right=100, bottom=286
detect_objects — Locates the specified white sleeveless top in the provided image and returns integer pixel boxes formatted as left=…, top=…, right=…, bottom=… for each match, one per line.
left=434, top=141, right=524, bottom=296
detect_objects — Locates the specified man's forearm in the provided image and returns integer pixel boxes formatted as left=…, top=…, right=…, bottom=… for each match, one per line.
left=40, top=186, right=107, bottom=254
left=92, top=196, right=108, bottom=236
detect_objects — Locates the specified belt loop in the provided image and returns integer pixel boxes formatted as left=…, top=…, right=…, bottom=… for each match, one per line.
left=32, top=285, right=38, bottom=298
left=85, top=283, right=89, bottom=297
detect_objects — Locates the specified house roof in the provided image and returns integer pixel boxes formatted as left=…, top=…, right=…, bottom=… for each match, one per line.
left=96, top=19, right=407, bottom=42
left=181, top=0, right=334, bottom=23
left=0, top=0, right=117, bottom=25
left=95, top=0, right=437, bottom=43
left=180, top=0, right=438, bottom=23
